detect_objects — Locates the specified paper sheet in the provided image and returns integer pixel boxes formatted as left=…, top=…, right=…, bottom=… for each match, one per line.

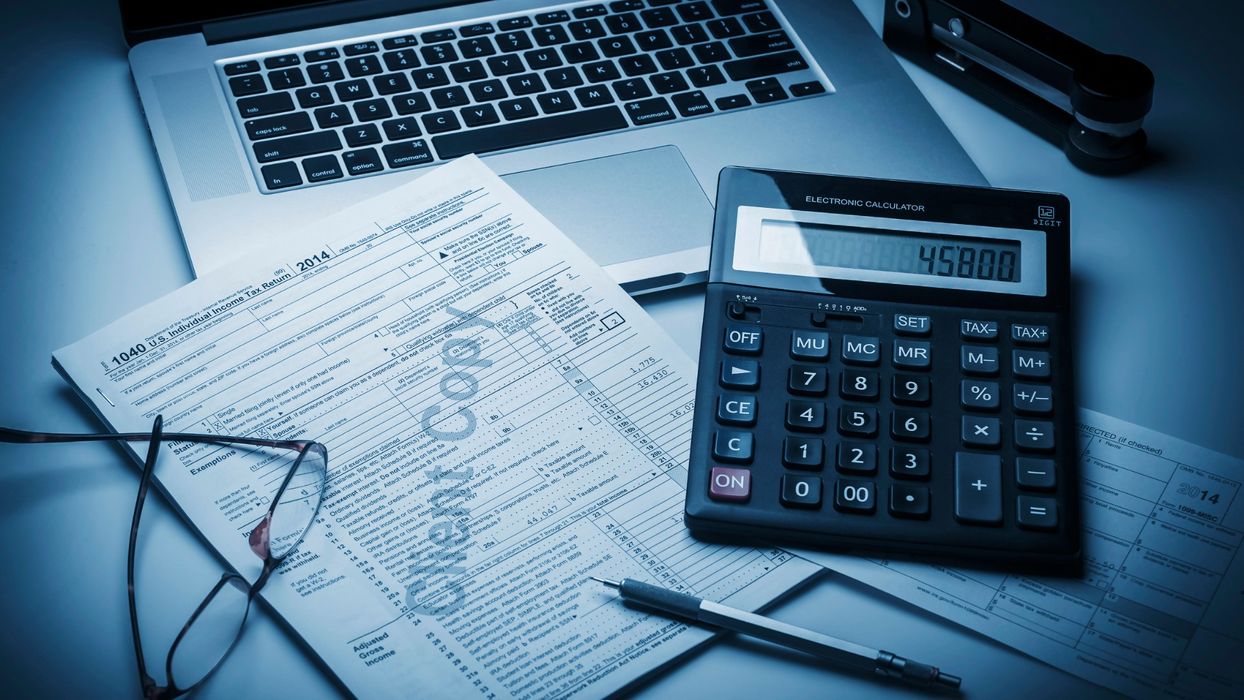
left=797, top=408, right=1244, bottom=699
left=53, top=156, right=819, bottom=698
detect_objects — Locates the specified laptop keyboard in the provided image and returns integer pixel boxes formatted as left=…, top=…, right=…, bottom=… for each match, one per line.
left=217, top=0, right=832, bottom=193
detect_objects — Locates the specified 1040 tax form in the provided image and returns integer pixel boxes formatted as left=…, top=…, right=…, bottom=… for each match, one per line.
left=54, top=156, right=819, bottom=698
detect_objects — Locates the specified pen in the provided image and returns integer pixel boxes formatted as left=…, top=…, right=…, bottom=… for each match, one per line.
left=590, top=576, right=962, bottom=691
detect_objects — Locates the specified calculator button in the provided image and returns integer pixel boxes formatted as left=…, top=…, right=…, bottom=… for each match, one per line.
left=838, top=406, right=878, bottom=437
left=962, top=416, right=1000, bottom=448
left=727, top=301, right=746, bottom=319
left=810, top=310, right=827, bottom=326
left=1013, top=350, right=1051, bottom=379
left=1013, top=383, right=1053, bottom=414
left=890, top=447, right=930, bottom=479
left=781, top=475, right=822, bottom=508
left=960, top=345, right=999, bottom=375
left=717, top=393, right=757, bottom=425
left=840, top=370, right=879, bottom=400
left=788, top=365, right=828, bottom=395
left=836, top=442, right=877, bottom=474
left=891, top=374, right=930, bottom=405
left=960, top=380, right=1000, bottom=411
left=1014, top=419, right=1055, bottom=451
left=954, top=452, right=1002, bottom=525
left=723, top=324, right=762, bottom=354
left=786, top=400, right=826, bottom=432
left=960, top=320, right=998, bottom=341
left=891, top=410, right=930, bottom=441
left=1017, top=496, right=1058, bottom=530
left=834, top=479, right=876, bottom=514
left=841, top=335, right=881, bottom=365
left=1011, top=323, right=1050, bottom=345
left=1016, top=457, right=1056, bottom=490
left=708, top=466, right=750, bottom=502
left=783, top=437, right=823, bottom=469
left=892, top=339, right=931, bottom=369
left=720, top=359, right=759, bottom=388
left=790, top=330, right=830, bottom=360
left=893, top=314, right=931, bottom=336
left=889, top=485, right=930, bottom=519
left=713, top=430, right=753, bottom=462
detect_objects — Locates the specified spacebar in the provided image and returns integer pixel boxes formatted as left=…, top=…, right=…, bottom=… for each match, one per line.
left=432, top=107, right=628, bottom=159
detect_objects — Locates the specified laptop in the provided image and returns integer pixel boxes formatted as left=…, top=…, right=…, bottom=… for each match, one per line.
left=122, top=0, right=983, bottom=293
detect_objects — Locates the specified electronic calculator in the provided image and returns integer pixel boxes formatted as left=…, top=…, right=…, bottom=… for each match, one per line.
left=684, top=167, right=1080, bottom=569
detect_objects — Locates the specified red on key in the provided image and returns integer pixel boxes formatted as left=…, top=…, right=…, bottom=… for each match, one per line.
left=709, top=466, right=751, bottom=502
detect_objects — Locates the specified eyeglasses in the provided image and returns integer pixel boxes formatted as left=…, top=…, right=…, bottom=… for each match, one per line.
left=0, top=416, right=327, bottom=699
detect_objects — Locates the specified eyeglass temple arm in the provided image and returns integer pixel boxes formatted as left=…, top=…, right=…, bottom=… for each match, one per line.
left=0, top=426, right=310, bottom=451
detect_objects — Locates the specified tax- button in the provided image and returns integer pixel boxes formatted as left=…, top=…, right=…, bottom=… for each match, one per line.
left=960, top=320, right=998, bottom=340
left=716, top=393, right=756, bottom=426
left=723, top=324, right=762, bottom=354
left=841, top=335, right=881, bottom=365
left=790, top=330, right=830, bottom=360
left=954, top=452, right=1002, bottom=524
left=720, top=359, right=759, bottom=389
left=713, top=430, right=753, bottom=463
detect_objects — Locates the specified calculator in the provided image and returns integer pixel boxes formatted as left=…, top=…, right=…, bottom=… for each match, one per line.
left=684, top=167, right=1080, bottom=569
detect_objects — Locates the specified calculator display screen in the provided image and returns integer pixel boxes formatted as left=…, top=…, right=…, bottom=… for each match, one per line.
left=732, top=206, right=1047, bottom=296
left=758, top=221, right=1022, bottom=282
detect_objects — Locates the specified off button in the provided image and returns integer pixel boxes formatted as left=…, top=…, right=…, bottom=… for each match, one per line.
left=724, top=324, right=763, bottom=354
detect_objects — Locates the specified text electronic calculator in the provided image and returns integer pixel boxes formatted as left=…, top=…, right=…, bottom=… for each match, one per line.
left=684, top=167, right=1079, bottom=569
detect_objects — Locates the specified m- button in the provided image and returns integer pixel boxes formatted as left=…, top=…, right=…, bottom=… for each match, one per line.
left=723, top=324, right=762, bottom=354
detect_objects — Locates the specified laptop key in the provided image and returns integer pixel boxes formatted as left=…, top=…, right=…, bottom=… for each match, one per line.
left=268, top=67, right=306, bottom=90
left=569, top=19, right=606, bottom=40
left=639, top=8, right=678, bottom=29
left=725, top=51, right=809, bottom=81
left=525, top=48, right=563, bottom=70
left=496, top=31, right=534, bottom=52
left=302, top=154, right=343, bottom=182
left=715, top=94, right=751, bottom=110
left=691, top=42, right=730, bottom=63
left=545, top=67, right=583, bottom=89
left=791, top=80, right=826, bottom=97
left=469, top=79, right=508, bottom=101
left=537, top=90, right=576, bottom=114
left=743, top=11, right=779, bottom=33
left=677, top=2, right=713, bottom=22
left=746, top=77, right=788, bottom=103
left=381, top=35, right=417, bottom=50
left=344, top=124, right=382, bottom=147
left=383, top=49, right=420, bottom=71
left=353, top=98, right=393, bottom=121
left=671, top=24, right=709, bottom=45
left=382, top=116, right=422, bottom=140
left=383, top=140, right=434, bottom=168
left=449, top=60, right=486, bottom=82
left=459, top=37, right=496, bottom=58
left=421, top=43, right=459, bottom=65
left=304, top=48, right=340, bottom=63
left=343, top=148, right=384, bottom=175
left=712, top=0, right=766, bottom=15
left=374, top=73, right=412, bottom=95
left=295, top=86, right=332, bottom=108
left=309, top=61, right=344, bottom=83
left=334, top=79, right=373, bottom=101
left=237, top=92, right=295, bottom=117
left=459, top=22, right=495, bottom=37
left=534, top=25, right=571, bottom=46
left=224, top=60, right=259, bottom=76
left=636, top=29, right=673, bottom=51
left=412, top=67, right=450, bottom=89
left=599, top=35, right=637, bottom=57
left=729, top=31, right=794, bottom=58
left=421, top=29, right=456, bottom=43
left=619, top=55, right=658, bottom=76
left=228, top=74, right=266, bottom=97
left=687, top=65, right=726, bottom=87
left=422, top=110, right=462, bottom=134
left=264, top=54, right=300, bottom=69
left=260, top=161, right=302, bottom=189
left=671, top=90, right=713, bottom=117
left=536, top=10, right=571, bottom=24
left=605, top=13, right=642, bottom=34
left=344, top=41, right=379, bottom=56
left=609, top=1, right=644, bottom=11
left=245, top=111, right=312, bottom=140
left=345, top=56, right=382, bottom=77
left=253, top=130, right=342, bottom=162
left=487, top=55, right=525, bottom=76
left=583, top=61, right=622, bottom=82
left=656, top=48, right=694, bottom=70
left=431, top=85, right=469, bottom=108
left=650, top=71, right=689, bottom=94
left=562, top=41, right=600, bottom=63
left=461, top=103, right=500, bottom=127
left=392, top=92, right=432, bottom=114
left=613, top=78, right=651, bottom=100
left=575, top=84, right=614, bottom=106
left=573, top=4, right=607, bottom=18
left=313, top=105, right=352, bottom=128
left=499, top=96, right=538, bottom=120
left=707, top=18, right=745, bottom=39
left=432, top=105, right=626, bottom=158
left=624, top=97, right=675, bottom=125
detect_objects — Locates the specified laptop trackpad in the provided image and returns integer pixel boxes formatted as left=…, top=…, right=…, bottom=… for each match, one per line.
left=501, top=146, right=713, bottom=272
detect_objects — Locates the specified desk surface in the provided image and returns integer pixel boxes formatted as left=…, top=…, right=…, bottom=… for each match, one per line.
left=2, top=1, right=1241, bottom=697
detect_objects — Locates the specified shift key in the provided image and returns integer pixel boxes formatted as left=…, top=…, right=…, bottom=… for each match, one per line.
left=724, top=50, right=808, bottom=81
left=253, top=130, right=342, bottom=162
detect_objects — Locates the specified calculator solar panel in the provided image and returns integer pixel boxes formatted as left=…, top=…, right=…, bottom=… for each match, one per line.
left=684, top=167, right=1080, bottom=570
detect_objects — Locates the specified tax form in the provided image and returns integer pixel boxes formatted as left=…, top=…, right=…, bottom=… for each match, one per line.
left=799, top=409, right=1244, bottom=699
left=53, top=156, right=819, bottom=698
